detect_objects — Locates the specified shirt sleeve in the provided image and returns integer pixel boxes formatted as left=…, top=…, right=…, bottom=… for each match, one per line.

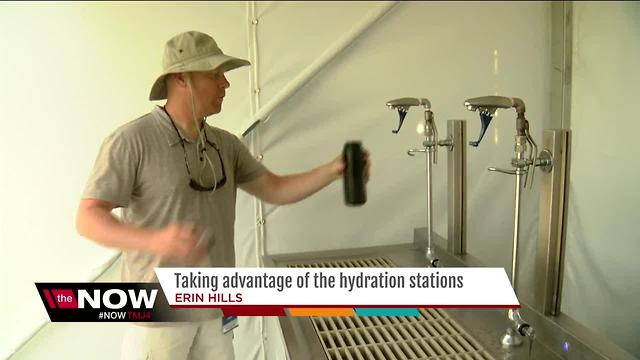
left=232, top=134, right=266, bottom=184
left=81, top=130, right=138, bottom=207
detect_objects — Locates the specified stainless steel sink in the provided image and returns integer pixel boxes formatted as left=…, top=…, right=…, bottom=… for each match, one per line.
left=264, top=232, right=636, bottom=360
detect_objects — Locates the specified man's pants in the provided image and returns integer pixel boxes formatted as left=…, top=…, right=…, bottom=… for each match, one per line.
left=121, top=318, right=234, bottom=360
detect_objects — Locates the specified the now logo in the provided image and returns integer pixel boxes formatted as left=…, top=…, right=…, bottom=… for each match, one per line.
left=78, top=289, right=158, bottom=309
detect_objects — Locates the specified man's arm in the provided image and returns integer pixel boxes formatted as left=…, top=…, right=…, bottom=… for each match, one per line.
left=76, top=199, right=205, bottom=262
left=239, top=153, right=370, bottom=205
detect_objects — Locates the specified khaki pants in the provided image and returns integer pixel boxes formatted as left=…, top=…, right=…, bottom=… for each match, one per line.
left=121, top=318, right=234, bottom=360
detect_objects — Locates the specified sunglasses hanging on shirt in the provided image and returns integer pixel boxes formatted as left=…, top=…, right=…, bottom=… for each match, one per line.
left=162, top=107, right=227, bottom=192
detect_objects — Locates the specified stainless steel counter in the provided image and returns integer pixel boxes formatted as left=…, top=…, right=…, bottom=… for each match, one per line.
left=264, top=231, right=636, bottom=360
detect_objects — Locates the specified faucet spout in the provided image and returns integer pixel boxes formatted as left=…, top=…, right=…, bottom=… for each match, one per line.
left=386, top=97, right=432, bottom=134
left=464, top=95, right=527, bottom=147
left=464, top=95, right=514, bottom=113
left=386, top=97, right=431, bottom=110
left=508, top=309, right=535, bottom=337
left=501, top=309, right=536, bottom=347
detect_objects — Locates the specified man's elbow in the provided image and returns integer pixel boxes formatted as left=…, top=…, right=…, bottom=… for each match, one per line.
left=272, top=177, right=307, bottom=205
left=260, top=174, right=289, bottom=205
left=243, top=173, right=296, bottom=205
left=75, top=204, right=91, bottom=238
left=75, top=199, right=113, bottom=240
left=272, top=196, right=295, bottom=206
left=262, top=189, right=291, bottom=206
left=258, top=194, right=292, bottom=206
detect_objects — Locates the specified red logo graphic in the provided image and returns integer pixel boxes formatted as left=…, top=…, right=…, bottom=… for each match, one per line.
left=43, top=289, right=77, bottom=309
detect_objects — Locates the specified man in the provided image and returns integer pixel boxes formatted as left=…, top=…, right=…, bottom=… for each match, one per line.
left=76, top=31, right=369, bottom=360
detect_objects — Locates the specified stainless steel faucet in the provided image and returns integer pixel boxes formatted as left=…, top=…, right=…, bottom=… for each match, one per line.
left=502, top=308, right=536, bottom=348
left=464, top=95, right=552, bottom=347
left=386, top=97, right=453, bottom=267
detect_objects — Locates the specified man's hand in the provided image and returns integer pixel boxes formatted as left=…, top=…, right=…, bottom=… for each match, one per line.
left=330, top=148, right=371, bottom=182
left=76, top=198, right=209, bottom=264
left=148, top=223, right=207, bottom=263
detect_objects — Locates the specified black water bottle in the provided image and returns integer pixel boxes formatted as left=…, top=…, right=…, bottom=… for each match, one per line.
left=343, top=141, right=366, bottom=206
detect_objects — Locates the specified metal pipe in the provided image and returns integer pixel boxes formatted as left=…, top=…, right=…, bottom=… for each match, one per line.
left=240, top=1, right=398, bottom=137
left=247, top=1, right=261, bottom=115
left=512, top=169, right=523, bottom=292
left=246, top=5, right=268, bottom=357
left=426, top=148, right=433, bottom=257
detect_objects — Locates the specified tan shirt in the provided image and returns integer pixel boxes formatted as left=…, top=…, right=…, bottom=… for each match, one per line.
left=82, top=106, right=265, bottom=321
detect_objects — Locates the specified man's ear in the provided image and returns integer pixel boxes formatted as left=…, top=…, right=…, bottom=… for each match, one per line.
left=170, top=73, right=189, bottom=88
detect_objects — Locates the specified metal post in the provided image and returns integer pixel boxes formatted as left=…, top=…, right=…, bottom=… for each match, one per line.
left=534, top=129, right=571, bottom=315
left=447, top=120, right=467, bottom=255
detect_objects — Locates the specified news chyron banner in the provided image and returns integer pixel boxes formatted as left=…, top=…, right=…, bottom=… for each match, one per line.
left=36, top=283, right=177, bottom=322
left=37, top=268, right=519, bottom=321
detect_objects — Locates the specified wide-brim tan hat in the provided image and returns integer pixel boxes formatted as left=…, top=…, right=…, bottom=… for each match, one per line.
left=149, top=31, right=250, bottom=101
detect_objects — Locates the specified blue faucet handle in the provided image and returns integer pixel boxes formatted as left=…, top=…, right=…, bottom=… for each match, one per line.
left=469, top=112, right=494, bottom=146
left=392, top=108, right=408, bottom=134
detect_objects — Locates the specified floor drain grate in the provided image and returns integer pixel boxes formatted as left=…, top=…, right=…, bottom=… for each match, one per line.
left=288, top=257, right=494, bottom=360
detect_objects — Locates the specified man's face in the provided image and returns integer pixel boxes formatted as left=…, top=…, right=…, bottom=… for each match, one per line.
left=189, top=70, right=230, bottom=117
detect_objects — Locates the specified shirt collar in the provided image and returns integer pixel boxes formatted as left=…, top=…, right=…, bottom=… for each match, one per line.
left=151, top=106, right=218, bottom=147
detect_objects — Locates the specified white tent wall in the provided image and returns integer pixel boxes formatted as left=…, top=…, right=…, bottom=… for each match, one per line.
left=0, top=2, right=251, bottom=358
left=561, top=2, right=640, bottom=357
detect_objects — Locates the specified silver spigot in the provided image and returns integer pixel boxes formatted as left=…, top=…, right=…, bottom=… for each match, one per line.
left=463, top=95, right=551, bottom=188
left=386, top=97, right=432, bottom=134
left=465, top=95, right=554, bottom=289
left=465, top=96, right=545, bottom=350
left=501, top=309, right=536, bottom=348
left=387, top=97, right=452, bottom=267
left=386, top=98, right=452, bottom=163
